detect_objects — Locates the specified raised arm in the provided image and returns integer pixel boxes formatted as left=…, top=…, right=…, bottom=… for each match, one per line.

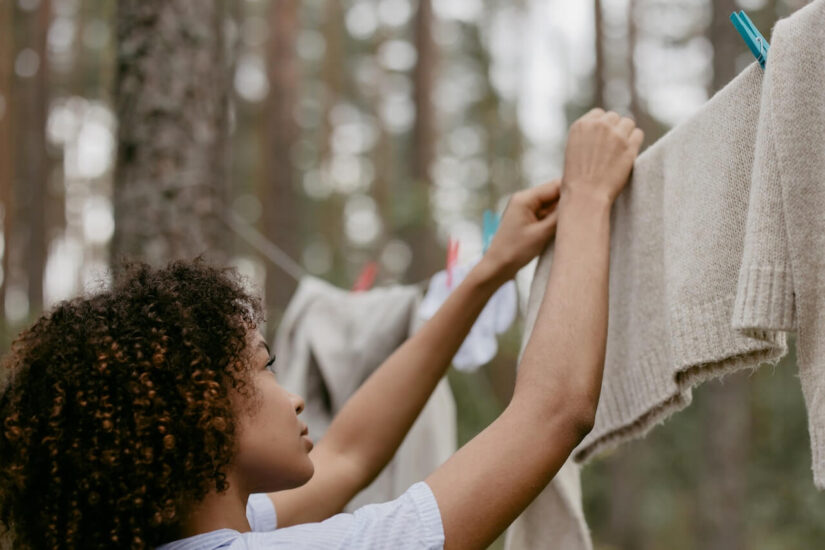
left=426, top=109, right=644, bottom=549
left=270, top=180, right=564, bottom=527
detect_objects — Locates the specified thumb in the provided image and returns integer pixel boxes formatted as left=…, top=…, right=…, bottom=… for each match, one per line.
left=525, top=179, right=562, bottom=209
left=531, top=206, right=559, bottom=239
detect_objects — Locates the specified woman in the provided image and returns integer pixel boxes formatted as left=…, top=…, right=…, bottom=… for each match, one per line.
left=0, top=108, right=642, bottom=549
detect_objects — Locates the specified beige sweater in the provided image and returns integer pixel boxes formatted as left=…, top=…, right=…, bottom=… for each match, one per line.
left=507, top=2, right=825, bottom=547
left=733, top=0, right=825, bottom=489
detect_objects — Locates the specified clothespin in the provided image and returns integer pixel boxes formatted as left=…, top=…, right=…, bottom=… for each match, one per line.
left=352, top=261, right=378, bottom=292
left=482, top=209, right=500, bottom=254
left=445, top=238, right=460, bottom=289
left=730, top=10, right=770, bottom=70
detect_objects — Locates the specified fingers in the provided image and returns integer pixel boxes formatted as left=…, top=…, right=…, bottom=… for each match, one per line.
left=617, top=116, right=636, bottom=138
left=533, top=206, right=560, bottom=238
left=536, top=200, right=558, bottom=222
left=603, top=111, right=621, bottom=125
left=528, top=179, right=562, bottom=205
left=629, top=127, right=644, bottom=152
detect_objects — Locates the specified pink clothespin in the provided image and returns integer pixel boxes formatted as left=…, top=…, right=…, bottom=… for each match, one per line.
left=352, top=261, right=378, bottom=292
left=445, top=238, right=460, bottom=289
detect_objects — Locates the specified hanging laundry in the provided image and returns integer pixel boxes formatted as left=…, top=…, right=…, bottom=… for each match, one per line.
left=504, top=459, right=592, bottom=550
left=419, top=260, right=518, bottom=372
left=506, top=2, right=825, bottom=548
left=734, top=0, right=825, bottom=488
left=275, top=276, right=456, bottom=512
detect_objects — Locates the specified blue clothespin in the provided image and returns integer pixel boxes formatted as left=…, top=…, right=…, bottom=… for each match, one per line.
left=482, top=210, right=500, bottom=254
left=730, top=10, right=770, bottom=70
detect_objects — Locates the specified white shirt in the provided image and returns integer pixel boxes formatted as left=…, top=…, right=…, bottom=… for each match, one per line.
left=156, top=481, right=444, bottom=549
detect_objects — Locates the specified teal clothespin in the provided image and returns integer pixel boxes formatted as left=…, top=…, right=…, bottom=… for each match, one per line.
left=730, top=10, right=770, bottom=70
left=482, top=210, right=500, bottom=254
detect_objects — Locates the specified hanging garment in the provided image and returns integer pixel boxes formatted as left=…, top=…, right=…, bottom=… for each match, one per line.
left=734, top=0, right=825, bottom=488
left=419, top=261, right=519, bottom=372
left=506, top=2, right=825, bottom=548
left=504, top=459, right=592, bottom=550
left=275, top=276, right=457, bottom=512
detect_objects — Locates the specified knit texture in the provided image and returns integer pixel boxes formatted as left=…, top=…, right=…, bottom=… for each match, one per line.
left=734, top=0, right=825, bottom=488
left=506, top=3, right=825, bottom=548
left=529, top=60, right=786, bottom=465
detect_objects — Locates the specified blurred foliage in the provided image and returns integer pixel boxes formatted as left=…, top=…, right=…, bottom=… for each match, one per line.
left=580, top=337, right=825, bottom=550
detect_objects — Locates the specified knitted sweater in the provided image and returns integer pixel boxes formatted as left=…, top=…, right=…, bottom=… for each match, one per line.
left=733, top=0, right=825, bottom=489
left=506, top=2, right=825, bottom=548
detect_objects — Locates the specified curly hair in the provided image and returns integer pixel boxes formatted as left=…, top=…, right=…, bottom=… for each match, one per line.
left=0, top=257, right=266, bottom=549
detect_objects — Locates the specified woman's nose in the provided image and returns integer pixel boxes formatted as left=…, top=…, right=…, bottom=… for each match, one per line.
left=291, top=393, right=305, bottom=415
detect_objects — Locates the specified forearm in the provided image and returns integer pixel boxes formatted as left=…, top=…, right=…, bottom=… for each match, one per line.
left=428, top=190, right=613, bottom=549
left=515, top=188, right=611, bottom=424
left=320, top=258, right=504, bottom=481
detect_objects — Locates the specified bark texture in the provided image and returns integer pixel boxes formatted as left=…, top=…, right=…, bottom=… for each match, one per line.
left=594, top=0, right=605, bottom=107
left=112, top=0, right=230, bottom=273
left=696, top=2, right=749, bottom=549
left=263, top=0, right=300, bottom=325
left=0, top=0, right=13, bottom=332
left=12, top=0, right=50, bottom=316
left=405, top=0, right=439, bottom=282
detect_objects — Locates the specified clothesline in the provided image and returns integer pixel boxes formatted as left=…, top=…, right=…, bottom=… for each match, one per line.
left=218, top=210, right=306, bottom=283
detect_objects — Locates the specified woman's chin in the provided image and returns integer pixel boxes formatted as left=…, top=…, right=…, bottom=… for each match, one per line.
left=288, top=461, right=315, bottom=489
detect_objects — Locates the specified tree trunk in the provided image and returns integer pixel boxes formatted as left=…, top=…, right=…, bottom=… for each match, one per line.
left=12, top=0, right=50, bottom=317
left=628, top=0, right=641, bottom=122
left=594, top=0, right=606, bottom=107
left=262, top=0, right=300, bottom=333
left=318, top=0, right=345, bottom=285
left=695, top=4, right=749, bottom=550
left=405, top=0, right=439, bottom=282
left=606, top=448, right=644, bottom=549
left=710, top=0, right=739, bottom=94
left=0, top=0, right=13, bottom=340
left=111, top=0, right=230, bottom=274
left=603, top=4, right=646, bottom=547
left=697, top=374, right=749, bottom=550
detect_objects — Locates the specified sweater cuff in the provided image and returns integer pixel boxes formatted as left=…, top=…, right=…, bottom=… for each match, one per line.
left=732, top=264, right=796, bottom=331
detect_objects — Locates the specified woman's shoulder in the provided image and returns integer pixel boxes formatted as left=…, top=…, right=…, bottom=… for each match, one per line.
left=245, top=482, right=444, bottom=550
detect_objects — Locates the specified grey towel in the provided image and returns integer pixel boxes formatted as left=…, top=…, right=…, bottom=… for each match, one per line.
left=275, top=276, right=456, bottom=512
left=507, top=2, right=825, bottom=547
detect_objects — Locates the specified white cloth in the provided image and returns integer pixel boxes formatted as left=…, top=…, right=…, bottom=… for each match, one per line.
left=156, top=481, right=444, bottom=549
left=419, top=261, right=518, bottom=372
left=275, top=276, right=456, bottom=511
left=247, top=493, right=278, bottom=531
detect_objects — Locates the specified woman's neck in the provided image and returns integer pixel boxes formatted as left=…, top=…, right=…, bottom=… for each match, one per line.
left=179, top=473, right=251, bottom=538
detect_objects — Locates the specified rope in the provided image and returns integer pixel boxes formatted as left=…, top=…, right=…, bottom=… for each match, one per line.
left=218, top=210, right=306, bottom=283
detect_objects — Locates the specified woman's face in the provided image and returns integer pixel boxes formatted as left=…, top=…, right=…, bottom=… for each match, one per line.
left=233, top=330, right=314, bottom=494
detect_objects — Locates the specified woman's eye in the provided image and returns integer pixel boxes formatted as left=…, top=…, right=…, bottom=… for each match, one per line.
left=265, top=354, right=277, bottom=373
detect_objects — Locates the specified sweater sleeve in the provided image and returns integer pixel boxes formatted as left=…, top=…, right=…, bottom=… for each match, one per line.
left=732, top=65, right=796, bottom=334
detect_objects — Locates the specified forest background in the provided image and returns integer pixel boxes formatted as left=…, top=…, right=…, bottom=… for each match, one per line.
left=1, top=0, right=823, bottom=548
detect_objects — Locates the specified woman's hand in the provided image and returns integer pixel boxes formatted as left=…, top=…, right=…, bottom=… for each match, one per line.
left=562, top=108, right=644, bottom=204
left=482, top=179, right=562, bottom=283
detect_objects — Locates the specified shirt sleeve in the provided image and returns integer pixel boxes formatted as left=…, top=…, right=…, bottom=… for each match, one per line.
left=246, top=493, right=278, bottom=532
left=246, top=481, right=445, bottom=549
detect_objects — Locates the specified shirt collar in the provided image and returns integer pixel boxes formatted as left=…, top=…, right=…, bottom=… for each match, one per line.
left=155, top=528, right=239, bottom=550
